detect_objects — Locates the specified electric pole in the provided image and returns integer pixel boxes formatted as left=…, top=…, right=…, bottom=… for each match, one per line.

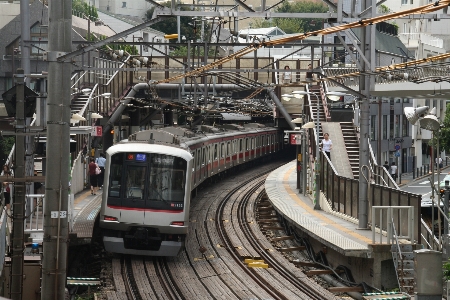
left=41, top=0, right=72, bottom=298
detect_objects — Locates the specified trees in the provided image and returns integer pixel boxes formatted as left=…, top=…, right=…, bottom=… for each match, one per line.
left=252, top=1, right=328, bottom=33
left=438, top=103, right=450, bottom=153
left=146, top=3, right=205, bottom=43
left=72, top=0, right=98, bottom=20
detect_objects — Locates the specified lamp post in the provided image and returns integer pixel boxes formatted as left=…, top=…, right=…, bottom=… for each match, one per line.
left=292, top=91, right=321, bottom=209
left=404, top=106, right=445, bottom=247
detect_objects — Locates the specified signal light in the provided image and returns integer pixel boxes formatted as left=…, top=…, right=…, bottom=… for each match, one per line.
left=110, top=129, right=114, bottom=134
left=171, top=221, right=184, bottom=226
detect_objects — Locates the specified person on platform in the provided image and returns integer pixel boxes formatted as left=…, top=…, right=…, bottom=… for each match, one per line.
left=390, top=162, right=398, bottom=182
left=88, top=158, right=99, bottom=195
left=281, top=65, right=292, bottom=84
left=383, top=161, right=390, bottom=171
left=96, top=153, right=106, bottom=189
left=2, top=164, right=12, bottom=212
left=306, top=64, right=313, bottom=80
left=321, top=133, right=332, bottom=159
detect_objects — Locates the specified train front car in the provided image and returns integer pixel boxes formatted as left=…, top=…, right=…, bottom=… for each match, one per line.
left=99, top=142, right=192, bottom=256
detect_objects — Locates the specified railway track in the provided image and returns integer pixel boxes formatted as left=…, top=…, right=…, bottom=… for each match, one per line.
left=104, top=161, right=342, bottom=299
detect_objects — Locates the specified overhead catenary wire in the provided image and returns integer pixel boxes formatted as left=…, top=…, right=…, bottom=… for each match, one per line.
left=155, top=0, right=450, bottom=84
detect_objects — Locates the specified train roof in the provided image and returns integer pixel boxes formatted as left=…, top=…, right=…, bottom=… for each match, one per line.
left=107, top=142, right=193, bottom=161
left=127, top=124, right=278, bottom=149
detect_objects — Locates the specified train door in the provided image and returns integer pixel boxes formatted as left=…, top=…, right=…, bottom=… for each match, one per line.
left=202, top=147, right=206, bottom=180
left=226, top=142, right=231, bottom=169
left=249, top=137, right=254, bottom=160
left=232, top=140, right=237, bottom=167
left=256, top=136, right=260, bottom=158
left=213, top=143, right=219, bottom=174
left=219, top=142, right=225, bottom=172
left=196, top=149, right=201, bottom=185
left=206, top=146, right=212, bottom=177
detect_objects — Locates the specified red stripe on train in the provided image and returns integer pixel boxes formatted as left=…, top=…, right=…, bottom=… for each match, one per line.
left=107, top=205, right=184, bottom=213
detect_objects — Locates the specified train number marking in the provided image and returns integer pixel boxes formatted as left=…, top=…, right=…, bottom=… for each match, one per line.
left=51, top=211, right=67, bottom=218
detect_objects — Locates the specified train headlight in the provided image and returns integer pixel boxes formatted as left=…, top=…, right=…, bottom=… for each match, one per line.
left=171, top=221, right=184, bottom=226
left=104, top=216, right=118, bottom=222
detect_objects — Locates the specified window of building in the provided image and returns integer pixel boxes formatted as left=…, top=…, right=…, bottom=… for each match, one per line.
left=402, top=114, right=409, bottom=137
left=370, top=115, right=376, bottom=141
left=401, top=0, right=407, bottom=5
left=383, top=115, right=388, bottom=139
left=122, top=2, right=127, bottom=7
left=395, top=115, right=400, bottom=137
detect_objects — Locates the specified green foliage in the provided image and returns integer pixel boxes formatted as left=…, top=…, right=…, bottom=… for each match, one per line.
left=0, top=137, right=14, bottom=167
left=146, top=3, right=209, bottom=43
left=72, top=0, right=98, bottom=20
left=109, top=43, right=139, bottom=55
left=252, top=1, right=328, bottom=34
left=438, top=103, right=450, bottom=152
left=378, top=4, right=391, bottom=13
left=444, top=259, right=450, bottom=280
left=170, top=46, right=216, bottom=57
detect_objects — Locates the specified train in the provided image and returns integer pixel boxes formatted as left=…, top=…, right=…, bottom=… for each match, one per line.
left=99, top=123, right=283, bottom=256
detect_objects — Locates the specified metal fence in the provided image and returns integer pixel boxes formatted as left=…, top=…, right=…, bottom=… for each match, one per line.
left=320, top=151, right=422, bottom=243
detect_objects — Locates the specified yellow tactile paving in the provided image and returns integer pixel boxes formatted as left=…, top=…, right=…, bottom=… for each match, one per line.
left=283, top=166, right=373, bottom=244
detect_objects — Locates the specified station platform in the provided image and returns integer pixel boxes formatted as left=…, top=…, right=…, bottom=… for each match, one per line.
left=264, top=161, right=402, bottom=290
left=70, top=189, right=103, bottom=245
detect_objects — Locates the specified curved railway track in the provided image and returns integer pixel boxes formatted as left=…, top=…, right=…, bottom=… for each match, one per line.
left=104, top=161, right=341, bottom=300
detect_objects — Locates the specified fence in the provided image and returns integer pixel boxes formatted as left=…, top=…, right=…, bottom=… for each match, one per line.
left=320, top=151, right=422, bottom=243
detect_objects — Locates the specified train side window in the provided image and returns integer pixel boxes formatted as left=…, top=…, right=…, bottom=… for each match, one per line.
left=202, top=149, right=205, bottom=165
left=239, top=139, right=243, bottom=152
left=245, top=138, right=248, bottom=150
left=227, top=142, right=231, bottom=156
left=214, top=144, right=218, bottom=160
left=197, top=150, right=201, bottom=167
left=221, top=143, right=225, bottom=158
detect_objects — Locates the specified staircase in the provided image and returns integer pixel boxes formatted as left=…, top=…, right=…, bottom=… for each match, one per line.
left=308, top=85, right=326, bottom=141
left=391, top=244, right=414, bottom=295
left=340, top=122, right=359, bottom=179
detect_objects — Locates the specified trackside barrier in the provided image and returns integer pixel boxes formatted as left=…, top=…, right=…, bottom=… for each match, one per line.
left=320, top=150, right=422, bottom=244
left=371, top=206, right=414, bottom=244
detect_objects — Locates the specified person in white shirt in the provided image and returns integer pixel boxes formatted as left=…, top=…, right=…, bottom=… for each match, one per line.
left=96, top=153, right=107, bottom=188
left=390, top=162, right=398, bottom=182
left=436, top=156, right=443, bottom=169
left=321, top=133, right=332, bottom=159
left=281, top=65, right=292, bottom=84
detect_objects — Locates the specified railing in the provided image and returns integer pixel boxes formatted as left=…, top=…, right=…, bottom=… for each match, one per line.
left=320, top=150, right=422, bottom=243
left=369, top=142, right=398, bottom=188
left=0, top=212, right=6, bottom=269
left=420, top=218, right=440, bottom=251
left=398, top=33, right=444, bottom=48
left=371, top=206, right=414, bottom=244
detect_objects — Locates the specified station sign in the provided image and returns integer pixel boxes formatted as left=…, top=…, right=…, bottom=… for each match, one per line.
left=290, top=134, right=302, bottom=145
left=92, top=126, right=103, bottom=137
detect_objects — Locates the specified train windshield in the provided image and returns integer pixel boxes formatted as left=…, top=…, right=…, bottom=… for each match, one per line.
left=107, top=152, right=187, bottom=210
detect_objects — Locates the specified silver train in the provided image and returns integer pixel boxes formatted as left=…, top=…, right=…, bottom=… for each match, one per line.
left=99, top=124, right=283, bottom=256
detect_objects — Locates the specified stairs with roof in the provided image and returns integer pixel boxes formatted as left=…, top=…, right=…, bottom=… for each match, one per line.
left=340, top=122, right=360, bottom=179
left=309, top=85, right=326, bottom=141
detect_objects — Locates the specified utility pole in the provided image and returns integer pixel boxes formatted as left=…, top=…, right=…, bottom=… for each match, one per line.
left=358, top=0, right=376, bottom=229
left=41, top=0, right=72, bottom=298
left=20, top=0, right=30, bottom=85
left=10, top=68, right=26, bottom=300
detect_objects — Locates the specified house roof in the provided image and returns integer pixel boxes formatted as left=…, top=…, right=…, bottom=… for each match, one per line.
left=352, top=27, right=412, bottom=58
